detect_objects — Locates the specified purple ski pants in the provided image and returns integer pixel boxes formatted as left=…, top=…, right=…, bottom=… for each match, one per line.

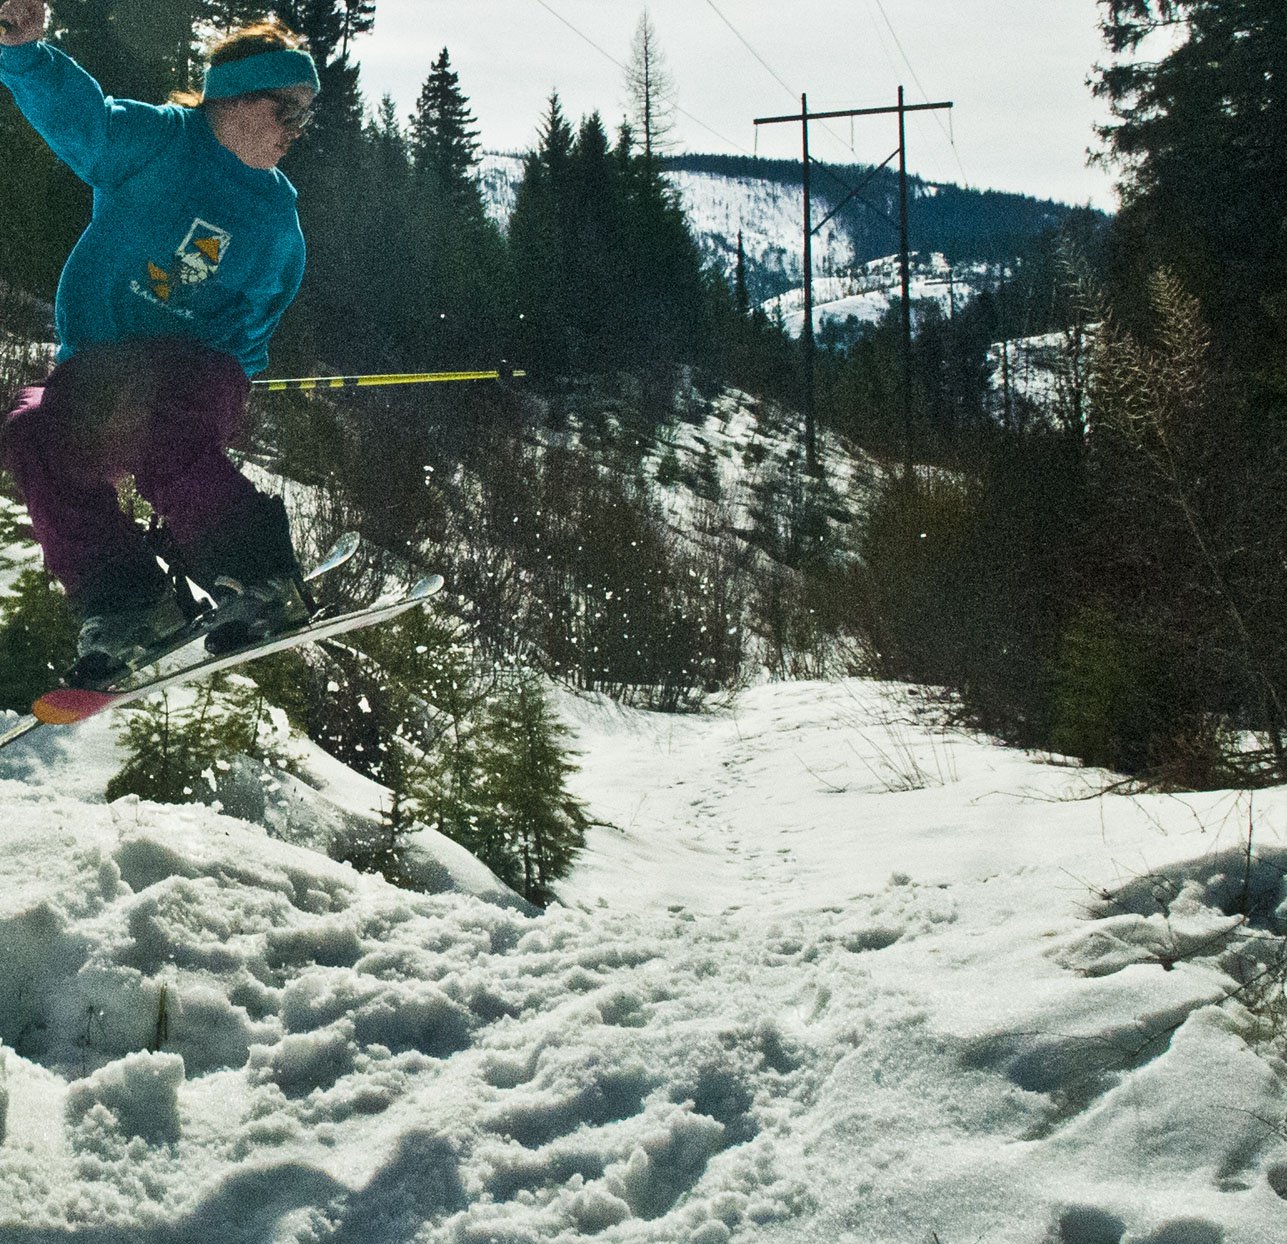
left=1, top=338, right=257, bottom=600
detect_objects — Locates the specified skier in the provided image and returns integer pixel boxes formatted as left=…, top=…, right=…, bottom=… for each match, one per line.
left=0, top=3, right=320, bottom=682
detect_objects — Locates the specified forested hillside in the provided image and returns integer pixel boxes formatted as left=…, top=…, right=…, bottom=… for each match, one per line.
left=664, top=152, right=1095, bottom=296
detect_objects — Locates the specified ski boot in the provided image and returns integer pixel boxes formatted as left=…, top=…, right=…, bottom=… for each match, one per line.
left=67, top=558, right=190, bottom=687
left=179, top=493, right=314, bottom=656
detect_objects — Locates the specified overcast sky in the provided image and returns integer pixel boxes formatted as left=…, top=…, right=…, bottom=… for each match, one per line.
left=352, top=1, right=1120, bottom=211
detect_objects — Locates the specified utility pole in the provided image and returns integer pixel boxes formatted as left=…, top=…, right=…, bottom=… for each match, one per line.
left=897, top=87, right=913, bottom=480
left=800, top=95, right=816, bottom=475
left=755, top=89, right=953, bottom=481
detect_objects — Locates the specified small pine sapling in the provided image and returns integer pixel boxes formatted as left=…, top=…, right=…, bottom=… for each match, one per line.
left=105, top=676, right=290, bottom=805
left=0, top=568, right=77, bottom=713
left=476, top=671, right=589, bottom=906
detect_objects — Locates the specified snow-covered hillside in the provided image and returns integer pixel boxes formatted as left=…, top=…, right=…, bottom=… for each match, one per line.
left=762, top=252, right=994, bottom=340
left=2, top=677, right=1286, bottom=1241
left=664, top=166, right=855, bottom=292
left=480, top=153, right=861, bottom=287
left=1, top=291, right=1280, bottom=1241
left=987, top=324, right=1097, bottom=428
left=478, top=153, right=996, bottom=340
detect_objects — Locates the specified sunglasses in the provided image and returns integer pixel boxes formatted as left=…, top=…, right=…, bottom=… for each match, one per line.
left=249, top=91, right=316, bottom=133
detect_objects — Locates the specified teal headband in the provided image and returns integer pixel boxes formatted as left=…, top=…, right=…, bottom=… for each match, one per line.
left=203, top=48, right=321, bottom=101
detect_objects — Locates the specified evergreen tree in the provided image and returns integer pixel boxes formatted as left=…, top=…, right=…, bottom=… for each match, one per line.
left=734, top=229, right=750, bottom=317
left=510, top=91, right=711, bottom=375
left=613, top=144, right=709, bottom=370
left=1094, top=0, right=1287, bottom=367
left=565, top=111, right=620, bottom=367
left=509, top=93, right=577, bottom=374
left=349, top=607, right=587, bottom=906
left=345, top=95, right=419, bottom=360
left=408, top=48, right=481, bottom=199
left=273, top=0, right=377, bottom=370
left=624, top=8, right=677, bottom=166
left=336, top=0, right=377, bottom=59
left=105, top=678, right=291, bottom=805
left=0, top=569, right=77, bottom=714
left=201, top=0, right=271, bottom=33
left=0, top=89, right=83, bottom=299
left=48, top=0, right=198, bottom=101
left=272, top=0, right=374, bottom=63
left=480, top=672, right=588, bottom=907
left=397, top=49, right=512, bottom=367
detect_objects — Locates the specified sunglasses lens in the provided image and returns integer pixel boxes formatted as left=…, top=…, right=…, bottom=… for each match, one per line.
left=256, top=93, right=314, bottom=131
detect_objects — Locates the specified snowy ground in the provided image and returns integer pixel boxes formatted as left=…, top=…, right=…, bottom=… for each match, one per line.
left=1, top=677, right=1286, bottom=1243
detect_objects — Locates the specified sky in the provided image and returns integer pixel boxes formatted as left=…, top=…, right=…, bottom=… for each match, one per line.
left=352, top=0, right=1121, bottom=211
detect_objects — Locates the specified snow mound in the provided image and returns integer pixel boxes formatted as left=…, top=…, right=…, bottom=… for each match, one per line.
left=1, top=679, right=1286, bottom=1240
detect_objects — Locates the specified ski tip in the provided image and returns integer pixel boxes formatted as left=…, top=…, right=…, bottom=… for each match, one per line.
left=413, top=573, right=445, bottom=599
left=33, top=687, right=119, bottom=725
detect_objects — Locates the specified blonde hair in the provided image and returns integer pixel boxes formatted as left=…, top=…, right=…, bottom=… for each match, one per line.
left=169, top=19, right=309, bottom=108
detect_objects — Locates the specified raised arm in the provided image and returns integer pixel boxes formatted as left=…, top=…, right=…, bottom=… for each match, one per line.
left=0, top=1, right=175, bottom=188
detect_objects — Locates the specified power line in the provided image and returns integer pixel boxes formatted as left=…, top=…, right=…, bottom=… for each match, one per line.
left=529, top=0, right=627, bottom=72
left=703, top=0, right=795, bottom=104
left=865, top=0, right=970, bottom=187
left=703, top=0, right=855, bottom=158
left=527, top=0, right=753, bottom=154
left=871, top=0, right=932, bottom=102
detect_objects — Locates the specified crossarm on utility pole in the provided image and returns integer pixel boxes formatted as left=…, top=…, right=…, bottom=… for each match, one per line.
left=810, top=148, right=900, bottom=236
left=754, top=89, right=953, bottom=482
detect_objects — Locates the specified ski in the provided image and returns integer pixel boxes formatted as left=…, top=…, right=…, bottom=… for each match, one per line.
left=0, top=532, right=361, bottom=753
left=32, top=573, right=444, bottom=727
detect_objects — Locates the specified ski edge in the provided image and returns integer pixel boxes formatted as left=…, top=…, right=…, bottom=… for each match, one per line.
left=33, top=573, right=444, bottom=726
left=0, top=713, right=42, bottom=750
left=76, top=530, right=363, bottom=693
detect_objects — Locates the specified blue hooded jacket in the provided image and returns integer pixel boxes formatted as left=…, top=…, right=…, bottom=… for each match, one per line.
left=0, top=41, right=306, bottom=376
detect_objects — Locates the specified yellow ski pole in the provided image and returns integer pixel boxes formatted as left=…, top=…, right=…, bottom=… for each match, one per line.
left=252, top=365, right=526, bottom=392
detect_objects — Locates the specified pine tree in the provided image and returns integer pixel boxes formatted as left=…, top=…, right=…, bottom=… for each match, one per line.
left=734, top=229, right=750, bottom=317
left=271, top=0, right=374, bottom=63
left=624, top=8, right=677, bottom=166
left=565, top=111, right=622, bottom=369
left=0, top=570, right=77, bottom=714
left=509, top=93, right=577, bottom=373
left=1094, top=0, right=1287, bottom=365
left=408, top=48, right=482, bottom=200
left=479, top=673, right=588, bottom=907
left=337, top=0, right=377, bottom=59
left=612, top=136, right=710, bottom=371
left=396, top=50, right=512, bottom=366
left=0, top=89, right=84, bottom=299
left=272, top=0, right=377, bottom=369
left=48, top=0, right=193, bottom=101
left=105, top=678, right=290, bottom=805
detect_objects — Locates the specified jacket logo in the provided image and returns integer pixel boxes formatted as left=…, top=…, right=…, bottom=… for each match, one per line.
left=146, top=219, right=233, bottom=302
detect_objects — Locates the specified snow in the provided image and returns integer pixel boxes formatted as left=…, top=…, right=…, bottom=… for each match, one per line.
left=761, top=254, right=992, bottom=340
left=988, top=325, right=1098, bottom=429
left=2, top=675, right=1286, bottom=1242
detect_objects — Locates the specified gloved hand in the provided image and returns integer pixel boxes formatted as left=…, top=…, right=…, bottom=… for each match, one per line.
left=0, top=1, right=47, bottom=47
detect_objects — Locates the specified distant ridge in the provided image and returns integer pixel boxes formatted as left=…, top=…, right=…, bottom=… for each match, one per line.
left=663, top=152, right=1103, bottom=269
left=478, top=150, right=1106, bottom=306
